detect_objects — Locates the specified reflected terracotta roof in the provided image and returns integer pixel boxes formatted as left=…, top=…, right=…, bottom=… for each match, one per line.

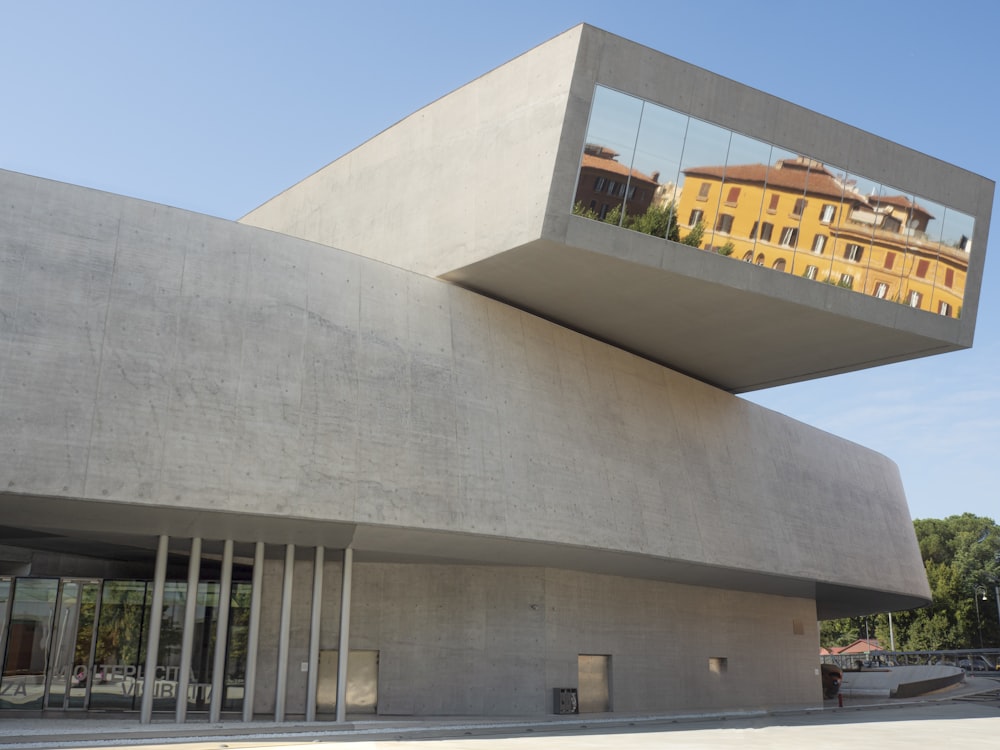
left=875, top=194, right=934, bottom=220
left=581, top=152, right=659, bottom=185
left=683, top=160, right=864, bottom=203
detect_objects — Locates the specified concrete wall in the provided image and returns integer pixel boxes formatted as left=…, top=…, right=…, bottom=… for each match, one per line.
left=252, top=559, right=821, bottom=716
left=241, top=26, right=584, bottom=276
left=0, top=169, right=929, bottom=605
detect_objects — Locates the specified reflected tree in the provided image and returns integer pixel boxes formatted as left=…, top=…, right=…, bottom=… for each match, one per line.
left=573, top=201, right=705, bottom=246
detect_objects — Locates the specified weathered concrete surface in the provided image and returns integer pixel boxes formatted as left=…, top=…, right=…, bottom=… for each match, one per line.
left=0, top=170, right=929, bottom=616
left=253, top=561, right=820, bottom=716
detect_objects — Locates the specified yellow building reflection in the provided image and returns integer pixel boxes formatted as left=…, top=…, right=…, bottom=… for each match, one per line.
left=573, top=86, right=973, bottom=318
left=675, top=156, right=968, bottom=316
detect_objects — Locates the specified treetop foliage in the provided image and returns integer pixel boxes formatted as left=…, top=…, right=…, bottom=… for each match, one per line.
left=821, top=514, right=1000, bottom=651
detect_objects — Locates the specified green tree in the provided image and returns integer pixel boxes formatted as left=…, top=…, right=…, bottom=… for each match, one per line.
left=623, top=203, right=678, bottom=240
left=821, top=514, right=1000, bottom=652
left=681, top=220, right=706, bottom=248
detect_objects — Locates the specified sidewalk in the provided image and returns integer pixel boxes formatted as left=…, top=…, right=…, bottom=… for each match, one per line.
left=1, top=676, right=997, bottom=749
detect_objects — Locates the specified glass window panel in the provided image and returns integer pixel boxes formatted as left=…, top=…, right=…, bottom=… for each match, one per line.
left=222, top=582, right=253, bottom=712
left=0, top=578, right=59, bottom=710
left=67, top=581, right=100, bottom=709
left=933, top=207, right=973, bottom=317
left=144, top=580, right=188, bottom=714
left=757, top=149, right=810, bottom=278
left=44, top=581, right=82, bottom=709
left=826, top=170, right=879, bottom=287
left=0, top=578, right=10, bottom=662
left=622, top=100, right=689, bottom=239
left=89, top=580, right=149, bottom=711
left=717, top=132, right=773, bottom=262
left=187, top=581, right=220, bottom=713
left=901, top=196, right=946, bottom=313
left=865, top=183, right=914, bottom=303
left=675, top=117, right=734, bottom=251
left=574, top=86, right=644, bottom=225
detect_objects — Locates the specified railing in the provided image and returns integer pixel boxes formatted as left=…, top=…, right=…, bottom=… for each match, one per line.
left=822, top=649, right=1000, bottom=671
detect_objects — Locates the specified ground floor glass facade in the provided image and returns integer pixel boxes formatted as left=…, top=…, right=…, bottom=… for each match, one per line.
left=0, top=577, right=250, bottom=713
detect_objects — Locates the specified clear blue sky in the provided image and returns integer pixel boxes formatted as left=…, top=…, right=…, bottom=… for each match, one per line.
left=2, top=1, right=997, bottom=522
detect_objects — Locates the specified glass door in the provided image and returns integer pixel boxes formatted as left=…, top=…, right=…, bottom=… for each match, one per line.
left=44, top=579, right=101, bottom=710
left=0, top=578, right=59, bottom=710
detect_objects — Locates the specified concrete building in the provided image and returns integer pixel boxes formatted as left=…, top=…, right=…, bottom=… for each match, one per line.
left=0, top=24, right=992, bottom=721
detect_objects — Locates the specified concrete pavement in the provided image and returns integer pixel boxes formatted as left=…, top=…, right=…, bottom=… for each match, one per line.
left=1, top=677, right=998, bottom=750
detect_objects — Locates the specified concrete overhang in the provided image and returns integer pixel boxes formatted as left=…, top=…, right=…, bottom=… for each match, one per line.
left=0, top=493, right=928, bottom=620
left=240, top=24, right=992, bottom=393
left=442, top=221, right=965, bottom=393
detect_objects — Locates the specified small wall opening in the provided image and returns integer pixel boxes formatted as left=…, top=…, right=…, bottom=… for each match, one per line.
left=709, top=657, right=728, bottom=675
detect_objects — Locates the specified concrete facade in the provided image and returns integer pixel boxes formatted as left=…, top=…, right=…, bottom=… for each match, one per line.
left=0, top=24, right=989, bottom=721
left=244, top=25, right=993, bottom=392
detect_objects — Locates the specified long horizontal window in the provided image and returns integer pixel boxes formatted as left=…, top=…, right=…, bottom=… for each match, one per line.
left=572, top=85, right=974, bottom=319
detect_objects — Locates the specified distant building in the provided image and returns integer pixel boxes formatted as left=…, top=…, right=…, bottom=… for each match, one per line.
left=574, top=143, right=660, bottom=219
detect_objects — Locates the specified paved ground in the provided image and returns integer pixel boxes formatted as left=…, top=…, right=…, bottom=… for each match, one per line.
left=1, top=677, right=998, bottom=750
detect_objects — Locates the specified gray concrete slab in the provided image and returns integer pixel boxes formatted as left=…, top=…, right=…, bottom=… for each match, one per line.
left=1, top=677, right=997, bottom=749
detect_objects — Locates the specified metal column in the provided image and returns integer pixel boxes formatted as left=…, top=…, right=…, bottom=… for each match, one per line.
left=335, top=547, right=353, bottom=723
left=274, top=544, right=295, bottom=722
left=176, top=537, right=202, bottom=723
left=242, top=541, right=264, bottom=723
left=140, top=535, right=169, bottom=724
left=209, top=539, right=234, bottom=722
left=306, top=546, right=324, bottom=721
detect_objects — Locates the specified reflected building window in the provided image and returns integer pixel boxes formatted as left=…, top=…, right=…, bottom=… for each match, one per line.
left=760, top=222, right=774, bottom=242
left=812, top=235, right=827, bottom=254
left=767, top=194, right=780, bottom=213
left=716, top=214, right=734, bottom=233
left=944, top=267, right=955, bottom=287
left=839, top=273, right=854, bottom=289
left=915, top=259, right=930, bottom=278
left=792, top=198, right=808, bottom=217
left=819, top=204, right=836, bottom=224
left=884, top=253, right=896, bottom=270
left=697, top=182, right=711, bottom=200
left=725, top=187, right=741, bottom=205
left=742, top=250, right=754, bottom=262
left=804, top=265, right=819, bottom=280
left=874, top=282, right=889, bottom=299
left=689, top=209, right=704, bottom=225
left=779, top=227, right=798, bottom=248
left=844, top=244, right=864, bottom=262
left=907, top=290, right=923, bottom=308
left=939, top=301, right=952, bottom=316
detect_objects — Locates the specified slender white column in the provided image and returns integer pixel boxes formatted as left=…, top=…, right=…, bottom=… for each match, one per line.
left=176, top=537, right=202, bottom=723
left=306, top=546, right=324, bottom=721
left=209, top=539, right=234, bottom=722
left=274, top=544, right=295, bottom=722
left=335, top=548, right=353, bottom=723
left=140, top=535, right=169, bottom=724
left=242, top=541, right=265, bottom=722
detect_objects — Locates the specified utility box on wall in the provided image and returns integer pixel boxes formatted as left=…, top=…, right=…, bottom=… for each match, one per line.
left=554, top=688, right=578, bottom=714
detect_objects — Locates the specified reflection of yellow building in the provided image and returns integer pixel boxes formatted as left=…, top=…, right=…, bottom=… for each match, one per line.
left=675, top=157, right=968, bottom=316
